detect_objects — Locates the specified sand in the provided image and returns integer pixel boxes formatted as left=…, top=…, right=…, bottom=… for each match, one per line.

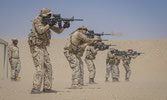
left=0, top=38, right=167, bottom=100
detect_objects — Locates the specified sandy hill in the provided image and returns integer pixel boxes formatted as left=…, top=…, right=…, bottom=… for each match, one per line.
left=0, top=38, right=167, bottom=100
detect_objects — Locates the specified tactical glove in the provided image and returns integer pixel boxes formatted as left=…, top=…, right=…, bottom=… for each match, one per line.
left=49, top=21, right=56, bottom=26
left=63, top=22, right=70, bottom=28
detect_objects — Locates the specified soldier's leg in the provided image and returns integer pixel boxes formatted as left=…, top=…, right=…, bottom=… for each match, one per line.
left=92, top=62, right=96, bottom=83
left=71, top=58, right=81, bottom=88
left=105, top=63, right=111, bottom=82
left=32, top=47, right=45, bottom=91
left=123, top=63, right=131, bottom=81
left=64, top=50, right=80, bottom=86
left=111, top=65, right=120, bottom=82
left=10, top=59, right=17, bottom=79
left=15, top=59, right=21, bottom=78
left=43, top=49, right=52, bottom=90
left=79, top=58, right=84, bottom=85
left=85, top=59, right=96, bottom=83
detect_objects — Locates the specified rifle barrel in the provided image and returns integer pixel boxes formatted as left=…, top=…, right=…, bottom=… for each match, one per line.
left=74, top=19, right=83, bottom=21
left=103, top=34, right=111, bottom=35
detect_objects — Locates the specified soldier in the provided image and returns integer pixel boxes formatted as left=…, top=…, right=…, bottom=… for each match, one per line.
left=8, top=38, right=21, bottom=81
left=122, top=49, right=138, bottom=81
left=64, top=26, right=100, bottom=89
left=105, top=48, right=120, bottom=82
left=28, top=8, right=70, bottom=94
left=84, top=42, right=99, bottom=84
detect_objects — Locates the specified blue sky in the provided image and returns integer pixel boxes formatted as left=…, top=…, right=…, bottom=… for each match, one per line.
left=0, top=0, right=167, bottom=40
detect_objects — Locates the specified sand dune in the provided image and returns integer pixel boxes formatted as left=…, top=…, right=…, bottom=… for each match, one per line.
left=0, top=38, right=167, bottom=100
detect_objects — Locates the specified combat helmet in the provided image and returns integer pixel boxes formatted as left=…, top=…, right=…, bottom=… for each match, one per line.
left=110, top=48, right=115, bottom=51
left=77, top=26, right=88, bottom=31
left=128, top=49, right=133, bottom=53
left=40, top=8, right=53, bottom=17
left=12, top=38, right=18, bottom=41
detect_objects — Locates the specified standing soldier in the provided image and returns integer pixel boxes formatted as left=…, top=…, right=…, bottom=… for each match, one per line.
left=64, top=26, right=100, bottom=89
left=8, top=38, right=21, bottom=81
left=122, top=49, right=138, bottom=81
left=84, top=43, right=99, bottom=84
left=28, top=8, right=70, bottom=94
left=105, top=48, right=120, bottom=82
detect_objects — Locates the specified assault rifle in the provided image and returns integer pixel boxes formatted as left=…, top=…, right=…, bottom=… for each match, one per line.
left=86, top=30, right=111, bottom=38
left=112, top=49, right=123, bottom=56
left=132, top=51, right=144, bottom=56
left=118, top=51, right=144, bottom=56
left=95, top=43, right=116, bottom=50
left=42, top=14, right=83, bottom=28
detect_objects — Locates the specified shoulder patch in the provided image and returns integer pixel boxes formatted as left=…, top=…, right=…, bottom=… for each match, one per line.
left=35, top=19, right=39, bottom=23
left=33, top=16, right=41, bottom=23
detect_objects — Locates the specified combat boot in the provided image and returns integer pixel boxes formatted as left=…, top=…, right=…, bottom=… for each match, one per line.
left=125, top=78, right=130, bottom=81
left=112, top=78, right=119, bottom=82
left=30, top=88, right=41, bottom=94
left=43, top=89, right=57, bottom=93
left=80, top=83, right=84, bottom=86
left=89, top=78, right=93, bottom=84
left=92, top=78, right=96, bottom=84
left=10, top=77, right=16, bottom=81
left=16, top=77, right=21, bottom=81
left=71, top=85, right=82, bottom=89
left=105, top=77, right=109, bottom=82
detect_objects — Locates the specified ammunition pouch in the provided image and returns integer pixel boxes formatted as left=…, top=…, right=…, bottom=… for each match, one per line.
left=28, top=32, right=42, bottom=46
left=28, top=31, right=51, bottom=47
left=86, top=54, right=95, bottom=60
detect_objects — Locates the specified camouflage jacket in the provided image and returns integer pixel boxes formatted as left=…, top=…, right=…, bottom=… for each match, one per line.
left=28, top=16, right=62, bottom=47
left=85, top=46, right=98, bottom=60
left=8, top=44, right=19, bottom=59
left=64, top=30, right=94, bottom=57
left=106, top=50, right=121, bottom=65
left=122, top=54, right=137, bottom=65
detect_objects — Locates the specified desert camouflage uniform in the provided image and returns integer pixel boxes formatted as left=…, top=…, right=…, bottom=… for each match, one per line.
left=28, top=12, right=63, bottom=90
left=106, top=50, right=120, bottom=81
left=122, top=53, right=137, bottom=80
left=64, top=28, right=97, bottom=88
left=8, top=44, right=21, bottom=79
left=84, top=46, right=98, bottom=83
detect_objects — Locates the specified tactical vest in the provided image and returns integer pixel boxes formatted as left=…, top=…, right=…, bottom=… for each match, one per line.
left=122, top=55, right=131, bottom=64
left=115, top=57, right=120, bottom=65
left=106, top=53, right=115, bottom=64
left=10, top=45, right=19, bottom=59
left=65, top=30, right=85, bottom=54
left=85, top=47, right=97, bottom=60
left=28, top=16, right=51, bottom=47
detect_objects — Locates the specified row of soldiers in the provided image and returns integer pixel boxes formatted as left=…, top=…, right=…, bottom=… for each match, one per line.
left=85, top=44, right=142, bottom=84
left=8, top=38, right=141, bottom=83
left=8, top=8, right=142, bottom=94
left=105, top=48, right=142, bottom=82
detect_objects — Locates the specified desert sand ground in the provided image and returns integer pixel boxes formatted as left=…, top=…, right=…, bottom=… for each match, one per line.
left=0, top=38, right=167, bottom=100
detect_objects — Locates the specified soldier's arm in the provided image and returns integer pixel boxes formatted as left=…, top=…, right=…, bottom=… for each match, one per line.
left=77, top=32, right=100, bottom=44
left=130, top=54, right=138, bottom=59
left=106, top=51, right=113, bottom=64
left=116, top=55, right=122, bottom=60
left=108, top=51, right=115, bottom=58
left=50, top=26, right=65, bottom=34
left=91, top=46, right=98, bottom=54
left=8, top=45, right=12, bottom=61
left=80, top=43, right=89, bottom=50
left=85, top=46, right=91, bottom=56
left=34, top=17, right=50, bottom=34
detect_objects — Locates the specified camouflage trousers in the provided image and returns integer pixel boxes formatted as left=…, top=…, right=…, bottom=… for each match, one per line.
left=64, top=50, right=84, bottom=86
left=123, top=63, right=131, bottom=80
left=84, top=58, right=96, bottom=78
left=106, top=63, right=119, bottom=79
left=10, top=58, right=21, bottom=79
left=31, top=46, right=52, bottom=90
